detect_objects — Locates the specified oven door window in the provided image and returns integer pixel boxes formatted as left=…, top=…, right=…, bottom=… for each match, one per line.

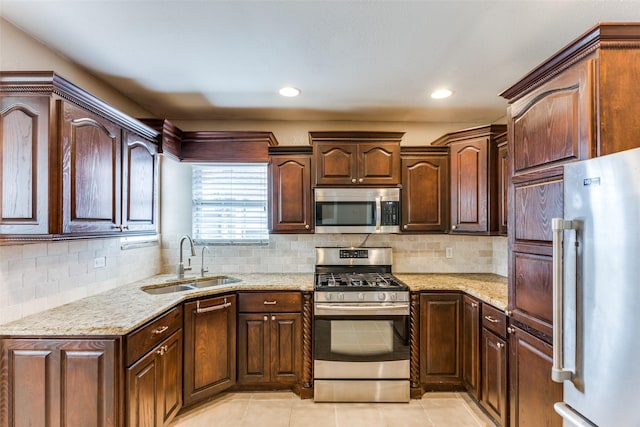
left=315, top=201, right=376, bottom=226
left=314, top=315, right=409, bottom=362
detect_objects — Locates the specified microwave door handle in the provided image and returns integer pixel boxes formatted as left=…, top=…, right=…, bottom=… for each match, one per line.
left=375, top=197, right=381, bottom=231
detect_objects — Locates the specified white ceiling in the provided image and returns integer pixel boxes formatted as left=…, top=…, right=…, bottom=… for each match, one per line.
left=2, top=0, right=640, bottom=123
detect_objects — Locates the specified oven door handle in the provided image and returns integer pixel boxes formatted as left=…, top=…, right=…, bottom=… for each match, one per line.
left=375, top=196, right=382, bottom=232
left=315, top=303, right=409, bottom=316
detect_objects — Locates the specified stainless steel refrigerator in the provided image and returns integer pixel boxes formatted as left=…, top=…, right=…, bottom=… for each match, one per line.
left=552, top=147, right=640, bottom=426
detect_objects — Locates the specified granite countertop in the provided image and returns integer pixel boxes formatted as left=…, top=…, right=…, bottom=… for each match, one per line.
left=0, top=272, right=507, bottom=337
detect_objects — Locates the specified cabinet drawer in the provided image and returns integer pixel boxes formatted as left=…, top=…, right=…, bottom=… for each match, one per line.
left=238, top=292, right=301, bottom=313
left=482, top=304, right=507, bottom=339
left=126, top=306, right=183, bottom=366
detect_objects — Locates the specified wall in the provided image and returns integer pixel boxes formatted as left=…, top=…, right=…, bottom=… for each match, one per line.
left=160, top=159, right=508, bottom=277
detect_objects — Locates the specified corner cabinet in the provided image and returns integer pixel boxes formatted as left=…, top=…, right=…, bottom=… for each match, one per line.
left=310, top=131, right=403, bottom=186
left=183, top=294, right=236, bottom=407
left=237, top=292, right=302, bottom=388
left=400, top=146, right=449, bottom=233
left=0, top=71, right=159, bottom=241
left=432, top=124, right=506, bottom=234
left=268, top=147, right=313, bottom=233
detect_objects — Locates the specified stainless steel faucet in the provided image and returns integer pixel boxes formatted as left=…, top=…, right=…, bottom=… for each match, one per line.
left=201, top=246, right=210, bottom=277
left=177, top=235, right=196, bottom=279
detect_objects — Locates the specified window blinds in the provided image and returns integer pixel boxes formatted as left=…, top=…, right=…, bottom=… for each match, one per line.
left=192, top=164, right=268, bottom=243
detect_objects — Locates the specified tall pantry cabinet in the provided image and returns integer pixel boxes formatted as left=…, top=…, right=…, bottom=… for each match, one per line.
left=500, top=23, right=640, bottom=426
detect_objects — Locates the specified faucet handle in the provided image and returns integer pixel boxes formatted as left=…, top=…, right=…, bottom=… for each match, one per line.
left=184, top=257, right=192, bottom=271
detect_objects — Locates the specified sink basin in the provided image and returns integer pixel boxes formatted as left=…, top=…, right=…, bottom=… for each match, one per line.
left=143, top=284, right=196, bottom=294
left=191, top=276, right=241, bottom=288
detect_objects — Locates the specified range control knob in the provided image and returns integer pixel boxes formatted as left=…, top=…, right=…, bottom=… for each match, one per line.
left=358, top=292, right=365, bottom=300
left=389, top=293, right=397, bottom=301
left=378, top=293, right=387, bottom=301
left=325, top=293, right=332, bottom=301
left=338, top=293, right=344, bottom=301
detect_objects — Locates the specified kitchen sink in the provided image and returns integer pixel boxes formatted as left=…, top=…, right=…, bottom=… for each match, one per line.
left=143, top=284, right=196, bottom=294
left=190, top=276, right=241, bottom=288
left=142, top=276, right=241, bottom=294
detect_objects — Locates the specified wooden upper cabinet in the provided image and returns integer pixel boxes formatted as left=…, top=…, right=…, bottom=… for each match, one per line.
left=123, top=131, right=158, bottom=233
left=0, top=71, right=159, bottom=240
left=433, top=124, right=506, bottom=234
left=400, top=147, right=449, bottom=232
left=310, top=131, right=403, bottom=186
left=269, top=147, right=313, bottom=233
left=60, top=100, right=122, bottom=234
left=0, top=96, right=50, bottom=236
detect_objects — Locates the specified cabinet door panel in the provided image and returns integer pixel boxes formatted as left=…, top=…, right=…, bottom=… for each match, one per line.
left=314, top=143, right=356, bottom=185
left=269, top=154, right=312, bottom=233
left=401, top=155, right=448, bottom=232
left=238, top=313, right=270, bottom=384
left=159, top=331, right=182, bottom=425
left=481, top=330, right=508, bottom=427
left=0, top=97, right=49, bottom=235
left=498, top=142, right=508, bottom=235
left=123, top=132, right=157, bottom=232
left=358, top=143, right=400, bottom=185
left=450, top=140, right=488, bottom=232
left=60, top=101, right=121, bottom=234
left=271, top=313, right=302, bottom=383
left=420, top=293, right=461, bottom=388
left=509, top=327, right=562, bottom=427
left=461, top=295, right=480, bottom=398
left=127, top=352, right=158, bottom=427
left=512, top=252, right=553, bottom=336
left=514, top=179, right=563, bottom=243
left=183, top=296, right=236, bottom=406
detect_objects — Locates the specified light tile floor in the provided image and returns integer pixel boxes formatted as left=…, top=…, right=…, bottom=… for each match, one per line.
left=170, top=391, right=496, bottom=427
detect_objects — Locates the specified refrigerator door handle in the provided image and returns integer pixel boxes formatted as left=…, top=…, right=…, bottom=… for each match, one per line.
left=554, top=403, right=597, bottom=426
left=552, top=218, right=576, bottom=383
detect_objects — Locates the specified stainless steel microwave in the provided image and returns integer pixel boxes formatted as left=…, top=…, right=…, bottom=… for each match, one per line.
left=314, top=188, right=400, bottom=234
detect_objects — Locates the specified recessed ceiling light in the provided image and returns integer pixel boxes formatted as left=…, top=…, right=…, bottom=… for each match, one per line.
left=279, top=86, right=301, bottom=97
left=431, top=88, right=453, bottom=99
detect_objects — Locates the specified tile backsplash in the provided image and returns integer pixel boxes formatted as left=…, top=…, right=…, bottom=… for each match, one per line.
left=0, top=239, right=161, bottom=324
left=0, top=234, right=507, bottom=325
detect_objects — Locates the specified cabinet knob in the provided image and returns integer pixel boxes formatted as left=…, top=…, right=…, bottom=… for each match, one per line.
left=351, top=178, right=357, bottom=183
left=471, top=302, right=478, bottom=308
left=507, top=326, right=515, bottom=334
left=358, top=178, right=364, bottom=183
left=497, top=342, right=505, bottom=349
left=271, top=315, right=276, bottom=321
left=263, top=315, right=268, bottom=322
left=452, top=225, right=457, bottom=230
left=305, top=224, right=310, bottom=230
left=403, top=225, right=408, bottom=230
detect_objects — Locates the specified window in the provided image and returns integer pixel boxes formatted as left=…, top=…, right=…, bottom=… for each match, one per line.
left=192, top=163, right=269, bottom=244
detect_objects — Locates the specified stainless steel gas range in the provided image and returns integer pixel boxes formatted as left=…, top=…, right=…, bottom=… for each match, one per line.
left=313, top=247, right=410, bottom=402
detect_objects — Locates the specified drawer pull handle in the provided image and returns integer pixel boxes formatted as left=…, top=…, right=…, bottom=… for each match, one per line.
left=152, top=326, right=169, bottom=335
left=484, top=315, right=500, bottom=323
left=263, top=300, right=277, bottom=305
left=196, top=298, right=231, bottom=314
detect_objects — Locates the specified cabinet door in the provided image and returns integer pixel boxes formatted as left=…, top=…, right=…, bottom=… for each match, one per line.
left=481, top=329, right=508, bottom=427
left=270, top=312, right=302, bottom=384
left=59, top=100, right=122, bottom=234
left=0, top=96, right=50, bottom=235
left=449, top=139, right=488, bottom=233
left=237, top=313, right=270, bottom=384
left=509, top=326, right=562, bottom=427
left=1, top=338, right=119, bottom=427
left=461, top=295, right=481, bottom=398
left=123, top=131, right=158, bottom=233
left=127, top=331, right=182, bottom=427
left=357, top=142, right=400, bottom=185
left=420, top=293, right=462, bottom=389
left=314, top=142, right=357, bottom=185
left=183, top=295, right=237, bottom=406
left=269, top=154, right=312, bottom=233
left=401, top=154, right=449, bottom=232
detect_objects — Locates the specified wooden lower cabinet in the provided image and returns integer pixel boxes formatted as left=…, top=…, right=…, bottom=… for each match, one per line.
left=237, top=312, right=302, bottom=386
left=183, top=295, right=236, bottom=406
left=461, top=295, right=481, bottom=398
left=509, top=325, right=562, bottom=427
left=420, top=293, right=462, bottom=390
left=0, top=338, right=120, bottom=427
left=126, top=330, right=182, bottom=427
left=481, top=329, right=508, bottom=427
